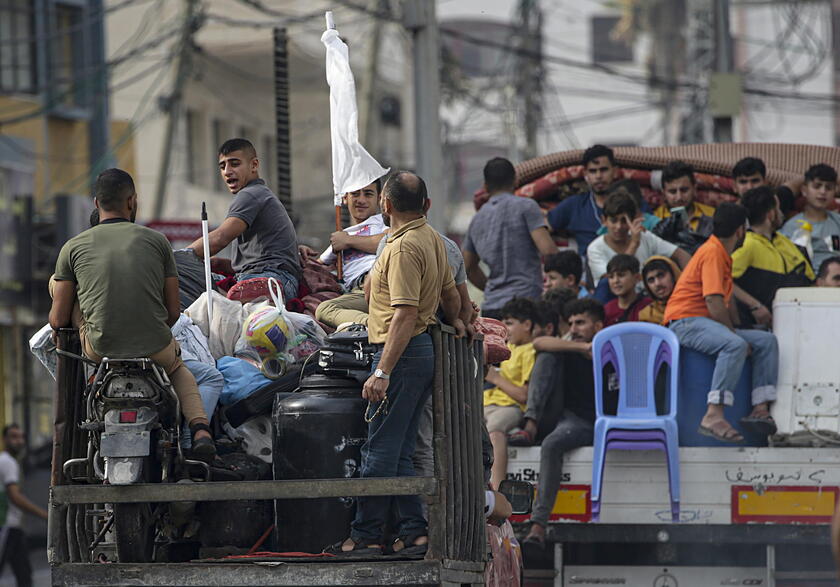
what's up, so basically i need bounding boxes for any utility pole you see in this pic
[87,0,114,182]
[712,0,734,143]
[359,0,388,150]
[404,0,446,232]
[152,0,201,221]
[516,0,543,160]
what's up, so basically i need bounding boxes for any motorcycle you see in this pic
[62,354,209,562]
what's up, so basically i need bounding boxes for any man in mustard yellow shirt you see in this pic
[484,298,539,489]
[327,172,464,558]
[654,160,715,235]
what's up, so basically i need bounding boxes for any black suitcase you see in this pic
[223,360,317,428]
[316,325,375,383]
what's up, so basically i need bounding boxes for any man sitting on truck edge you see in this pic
[664,202,779,443]
[523,298,605,549]
[326,172,464,557]
[49,169,215,460]
[188,138,301,302]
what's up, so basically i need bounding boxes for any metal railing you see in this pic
[48,325,486,574]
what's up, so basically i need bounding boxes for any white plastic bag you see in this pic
[242,279,325,366]
[29,324,57,380]
[185,291,269,360]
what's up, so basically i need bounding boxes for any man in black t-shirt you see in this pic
[523,299,605,548]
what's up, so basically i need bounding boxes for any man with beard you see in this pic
[548,145,623,256]
[50,169,214,460]
[522,298,606,549]
[0,424,47,587]
[664,203,780,444]
[731,186,814,327]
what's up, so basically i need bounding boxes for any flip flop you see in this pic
[740,414,777,436]
[698,421,743,444]
[323,538,384,557]
[189,436,217,463]
[508,429,535,447]
[391,533,428,557]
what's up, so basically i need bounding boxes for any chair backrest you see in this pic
[591,322,680,419]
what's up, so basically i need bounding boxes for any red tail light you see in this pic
[119,410,137,423]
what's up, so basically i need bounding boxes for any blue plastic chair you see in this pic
[590,322,680,522]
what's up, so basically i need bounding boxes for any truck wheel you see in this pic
[114,503,155,562]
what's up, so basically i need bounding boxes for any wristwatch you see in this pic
[374,368,390,380]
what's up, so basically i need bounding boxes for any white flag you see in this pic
[322,23,389,206]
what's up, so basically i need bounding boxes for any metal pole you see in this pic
[152,0,201,220]
[273,27,293,213]
[404,0,446,233]
[712,0,733,143]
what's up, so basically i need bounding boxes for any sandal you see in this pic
[323,538,383,557]
[698,419,743,444]
[508,429,535,447]
[189,436,217,463]
[391,531,428,557]
[740,412,777,436]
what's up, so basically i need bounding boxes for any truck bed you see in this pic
[507,446,838,525]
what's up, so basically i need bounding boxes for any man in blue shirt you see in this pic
[547,144,617,256]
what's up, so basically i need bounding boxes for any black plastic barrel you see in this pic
[272,374,367,553]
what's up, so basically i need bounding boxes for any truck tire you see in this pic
[114,502,155,562]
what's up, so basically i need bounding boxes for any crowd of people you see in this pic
[42,136,840,560]
[463,145,840,550]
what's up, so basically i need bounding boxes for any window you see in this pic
[49,2,87,110]
[591,16,634,64]
[0,0,36,93]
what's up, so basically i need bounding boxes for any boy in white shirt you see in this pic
[316,179,388,326]
[587,191,690,288]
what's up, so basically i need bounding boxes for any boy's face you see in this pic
[734,173,765,196]
[503,317,533,346]
[608,269,638,297]
[343,182,380,222]
[802,178,836,212]
[662,175,695,210]
[543,270,575,292]
[568,313,602,343]
[604,214,632,242]
[219,150,259,194]
[817,262,840,287]
[644,268,675,301]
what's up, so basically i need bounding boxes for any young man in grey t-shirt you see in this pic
[188,138,301,302]
[463,158,559,319]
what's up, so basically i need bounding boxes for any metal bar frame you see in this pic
[50,326,488,583]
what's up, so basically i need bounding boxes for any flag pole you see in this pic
[326,11,343,281]
[335,202,343,280]
[201,202,214,326]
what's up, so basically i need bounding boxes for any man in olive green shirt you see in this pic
[49,169,213,459]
